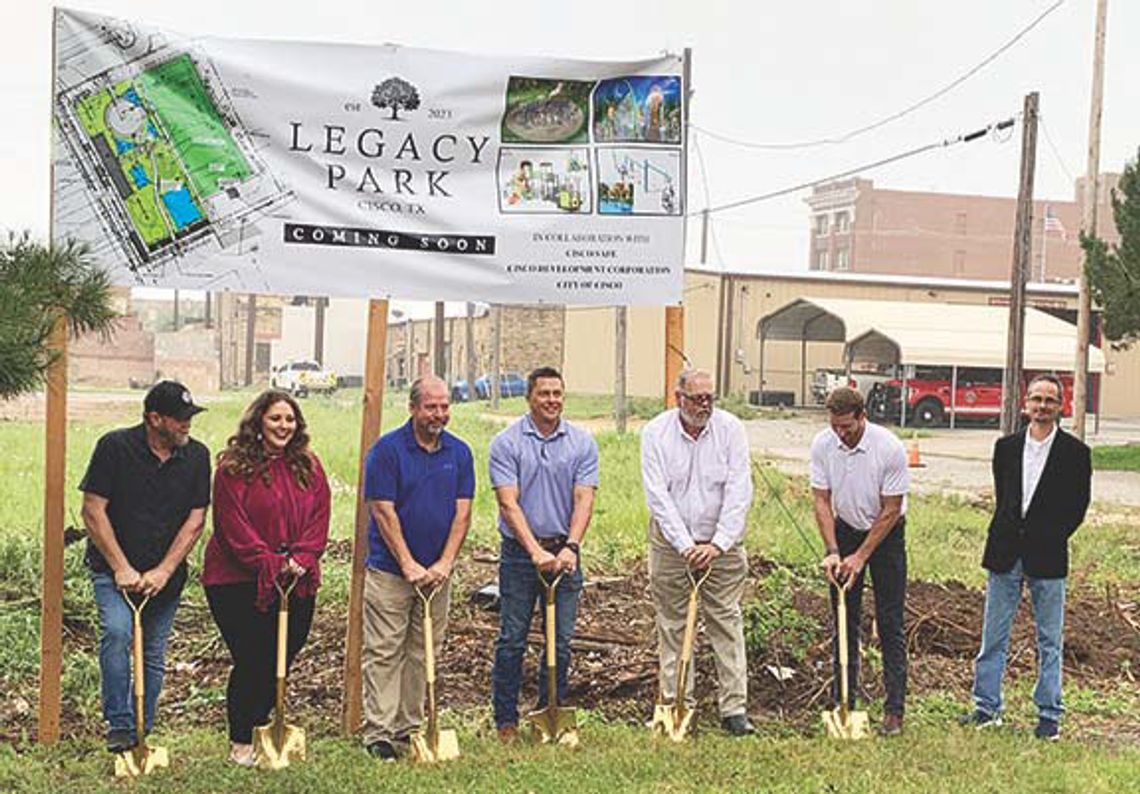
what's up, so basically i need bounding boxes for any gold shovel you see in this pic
[526,570,579,747]
[410,583,460,764]
[253,577,306,769]
[652,564,713,741]
[822,581,870,740]
[114,591,170,778]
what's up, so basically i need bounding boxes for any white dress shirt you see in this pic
[810,421,908,531]
[640,407,754,553]
[1021,424,1058,517]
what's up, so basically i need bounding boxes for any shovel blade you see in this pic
[821,708,870,740]
[114,744,169,778]
[253,723,306,770]
[410,729,460,764]
[650,702,694,742]
[525,706,579,747]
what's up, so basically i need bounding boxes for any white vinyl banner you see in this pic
[52,9,686,304]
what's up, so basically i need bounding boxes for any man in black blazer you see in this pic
[960,374,1091,740]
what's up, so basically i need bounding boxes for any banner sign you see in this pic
[52,9,686,304]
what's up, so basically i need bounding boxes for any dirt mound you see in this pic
[6,560,1139,743]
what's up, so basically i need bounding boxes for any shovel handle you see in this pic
[835,584,850,717]
[415,583,443,686]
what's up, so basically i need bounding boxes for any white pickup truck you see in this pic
[271,360,337,397]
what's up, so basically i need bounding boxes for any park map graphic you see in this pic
[54,13,292,287]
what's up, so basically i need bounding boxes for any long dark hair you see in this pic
[218,390,315,488]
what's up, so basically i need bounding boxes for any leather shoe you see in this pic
[497,724,519,744]
[880,713,904,737]
[721,714,756,737]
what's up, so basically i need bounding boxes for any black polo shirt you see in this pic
[80,424,211,592]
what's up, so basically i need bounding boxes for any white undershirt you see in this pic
[1021,424,1058,517]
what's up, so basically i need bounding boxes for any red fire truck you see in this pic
[866,367,1076,427]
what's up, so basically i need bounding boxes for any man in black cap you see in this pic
[80,380,212,752]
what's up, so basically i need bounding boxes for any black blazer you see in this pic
[982,427,1091,579]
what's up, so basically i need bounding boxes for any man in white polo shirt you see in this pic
[810,386,909,736]
[641,368,755,736]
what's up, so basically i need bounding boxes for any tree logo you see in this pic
[371,77,421,121]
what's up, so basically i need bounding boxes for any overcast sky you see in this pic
[3,0,1136,276]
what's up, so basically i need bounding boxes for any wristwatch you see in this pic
[564,540,581,557]
[825,546,839,557]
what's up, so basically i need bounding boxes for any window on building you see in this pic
[814,215,829,236]
[955,212,967,235]
[835,211,850,233]
[836,248,850,271]
[953,249,966,276]
[815,250,829,270]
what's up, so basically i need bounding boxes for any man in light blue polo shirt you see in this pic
[488,366,599,741]
[361,375,475,760]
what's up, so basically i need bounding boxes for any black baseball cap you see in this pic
[144,380,206,421]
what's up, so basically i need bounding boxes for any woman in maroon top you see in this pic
[202,390,330,766]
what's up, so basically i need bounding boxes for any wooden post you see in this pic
[665,306,684,408]
[664,46,691,409]
[1073,0,1108,440]
[1000,92,1039,436]
[244,293,257,387]
[341,298,389,736]
[464,302,477,398]
[433,301,445,376]
[490,305,502,408]
[38,317,67,745]
[614,306,628,433]
[314,296,327,366]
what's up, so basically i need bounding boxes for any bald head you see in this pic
[409,375,448,407]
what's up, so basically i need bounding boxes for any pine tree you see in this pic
[0,233,118,397]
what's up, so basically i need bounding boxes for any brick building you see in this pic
[805,175,1121,282]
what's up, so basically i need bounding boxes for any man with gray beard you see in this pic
[640,369,755,736]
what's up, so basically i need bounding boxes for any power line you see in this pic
[1039,115,1076,183]
[695,116,1016,216]
[690,0,1064,152]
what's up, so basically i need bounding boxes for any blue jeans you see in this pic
[491,536,582,729]
[91,571,181,739]
[972,559,1066,722]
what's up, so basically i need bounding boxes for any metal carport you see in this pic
[756,297,1105,426]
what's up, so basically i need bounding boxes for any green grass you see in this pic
[3,391,1139,790]
[1092,443,1140,472]
[1,710,1138,794]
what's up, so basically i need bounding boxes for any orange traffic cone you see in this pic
[907,439,925,468]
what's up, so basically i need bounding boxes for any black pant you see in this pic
[205,582,315,743]
[830,518,908,716]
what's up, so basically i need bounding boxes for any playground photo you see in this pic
[597,147,681,216]
[592,76,682,144]
[501,76,594,145]
[498,147,592,214]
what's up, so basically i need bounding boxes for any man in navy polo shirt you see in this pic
[361,375,475,760]
[80,380,211,753]
[489,366,599,741]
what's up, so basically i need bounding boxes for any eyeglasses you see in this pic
[679,392,716,407]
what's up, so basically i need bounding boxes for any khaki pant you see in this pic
[362,568,450,745]
[648,522,749,718]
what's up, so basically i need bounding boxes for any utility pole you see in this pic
[172,289,180,331]
[244,293,257,387]
[433,301,445,377]
[1000,92,1039,436]
[490,304,502,409]
[1073,0,1108,441]
[614,306,628,433]
[465,302,477,398]
[314,296,327,365]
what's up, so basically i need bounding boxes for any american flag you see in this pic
[1043,205,1066,238]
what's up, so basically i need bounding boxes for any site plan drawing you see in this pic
[54,12,292,287]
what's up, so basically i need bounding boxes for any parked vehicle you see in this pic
[812,368,892,404]
[866,367,1075,427]
[270,360,337,397]
[451,371,527,402]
